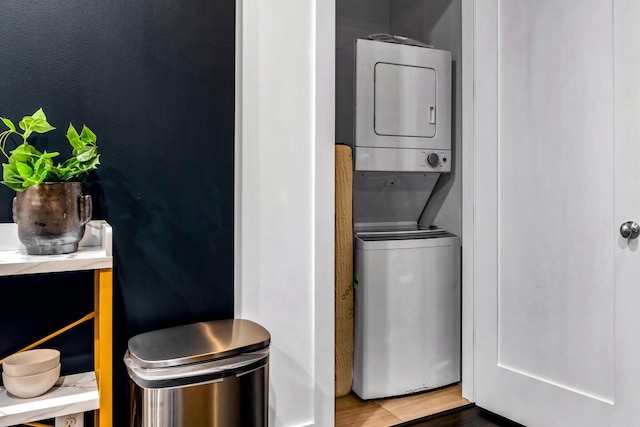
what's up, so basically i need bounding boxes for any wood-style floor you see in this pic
[335,384,470,427]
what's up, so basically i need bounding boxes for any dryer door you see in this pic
[375,63,437,138]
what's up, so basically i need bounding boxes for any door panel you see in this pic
[498,0,615,402]
[473,0,640,425]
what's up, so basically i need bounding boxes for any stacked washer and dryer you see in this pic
[336,36,461,400]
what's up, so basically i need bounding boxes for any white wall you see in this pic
[419,0,463,237]
[388,0,463,236]
[389,0,427,41]
[336,0,390,48]
[235,1,335,425]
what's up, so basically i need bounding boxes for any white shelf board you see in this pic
[0,371,99,427]
[0,220,112,276]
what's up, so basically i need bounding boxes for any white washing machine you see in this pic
[353,228,461,399]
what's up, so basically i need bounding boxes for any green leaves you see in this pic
[66,124,81,149]
[0,109,100,191]
[0,143,58,190]
[80,125,96,144]
[10,143,40,162]
[18,108,55,142]
[2,163,23,191]
[15,160,34,178]
[67,124,97,148]
[1,117,16,132]
[60,123,100,181]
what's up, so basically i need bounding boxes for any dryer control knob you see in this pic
[427,153,440,167]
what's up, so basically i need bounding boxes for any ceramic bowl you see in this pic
[2,363,61,398]
[2,349,60,377]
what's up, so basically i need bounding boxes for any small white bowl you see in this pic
[2,363,61,398]
[2,349,60,377]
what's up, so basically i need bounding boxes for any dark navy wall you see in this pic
[0,1,235,423]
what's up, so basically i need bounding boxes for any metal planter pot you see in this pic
[12,182,92,255]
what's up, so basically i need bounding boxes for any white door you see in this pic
[472,0,640,425]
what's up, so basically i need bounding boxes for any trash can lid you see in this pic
[127,319,271,369]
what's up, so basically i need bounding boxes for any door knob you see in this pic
[620,221,640,239]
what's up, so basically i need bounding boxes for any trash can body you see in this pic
[125,319,270,427]
[130,362,268,427]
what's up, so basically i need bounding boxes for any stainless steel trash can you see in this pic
[124,319,270,427]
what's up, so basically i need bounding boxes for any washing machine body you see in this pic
[352,230,461,400]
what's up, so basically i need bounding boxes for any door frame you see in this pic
[234,0,335,425]
[235,0,479,423]
[460,0,476,402]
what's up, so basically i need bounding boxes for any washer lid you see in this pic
[127,319,271,369]
[356,227,448,240]
[355,232,460,250]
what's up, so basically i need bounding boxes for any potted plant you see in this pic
[0,108,100,255]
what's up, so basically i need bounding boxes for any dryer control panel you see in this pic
[420,150,450,171]
[355,147,451,172]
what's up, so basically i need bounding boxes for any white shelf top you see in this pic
[0,371,99,427]
[0,220,112,276]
